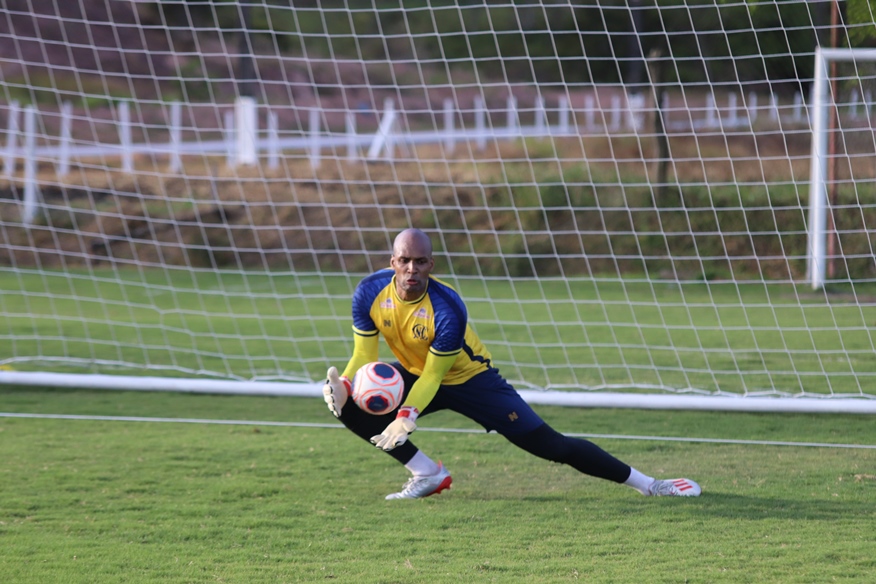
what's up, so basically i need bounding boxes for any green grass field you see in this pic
[2,269,876,581]
[4,269,876,395]
[1,388,875,583]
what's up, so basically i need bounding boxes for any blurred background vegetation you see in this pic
[137,0,876,94]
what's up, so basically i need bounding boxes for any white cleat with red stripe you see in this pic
[649,478,701,497]
[385,463,452,500]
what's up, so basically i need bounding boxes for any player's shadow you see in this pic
[468,491,870,523]
[682,491,871,522]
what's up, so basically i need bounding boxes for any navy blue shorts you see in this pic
[395,364,545,436]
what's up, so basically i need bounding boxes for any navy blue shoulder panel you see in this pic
[351,269,393,332]
[427,278,468,353]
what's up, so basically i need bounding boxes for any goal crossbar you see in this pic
[3,371,876,415]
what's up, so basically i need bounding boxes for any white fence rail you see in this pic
[3,87,872,227]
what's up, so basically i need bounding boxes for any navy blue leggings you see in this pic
[338,365,632,484]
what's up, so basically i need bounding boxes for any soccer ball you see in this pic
[352,362,405,415]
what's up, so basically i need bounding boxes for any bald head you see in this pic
[392,228,432,258]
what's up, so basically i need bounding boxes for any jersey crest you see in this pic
[411,323,429,341]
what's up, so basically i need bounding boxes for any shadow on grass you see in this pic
[684,491,873,521]
[446,487,872,524]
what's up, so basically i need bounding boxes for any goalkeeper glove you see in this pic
[370,406,418,451]
[322,366,351,418]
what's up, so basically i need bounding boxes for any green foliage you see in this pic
[847,0,876,46]
[170,57,221,103]
[136,0,835,88]
[141,0,241,31]
[1,389,875,583]
[1,72,129,108]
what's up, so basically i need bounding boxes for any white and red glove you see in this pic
[322,367,351,418]
[370,406,419,451]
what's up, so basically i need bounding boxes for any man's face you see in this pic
[390,238,434,301]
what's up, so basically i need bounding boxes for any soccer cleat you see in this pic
[649,478,702,497]
[385,463,452,500]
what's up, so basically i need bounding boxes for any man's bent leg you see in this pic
[339,402,451,499]
[338,404,418,464]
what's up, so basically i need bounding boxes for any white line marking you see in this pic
[1,412,874,449]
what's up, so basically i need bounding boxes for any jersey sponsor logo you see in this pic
[413,308,429,319]
[383,319,392,328]
[380,298,395,309]
[411,323,429,341]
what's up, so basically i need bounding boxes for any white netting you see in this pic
[1,1,875,408]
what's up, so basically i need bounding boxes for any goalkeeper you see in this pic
[323,228,701,500]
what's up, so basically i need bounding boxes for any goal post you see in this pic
[808,47,876,291]
[2,1,876,414]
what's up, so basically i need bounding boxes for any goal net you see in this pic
[2,1,876,413]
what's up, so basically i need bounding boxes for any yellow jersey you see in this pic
[347,269,492,386]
